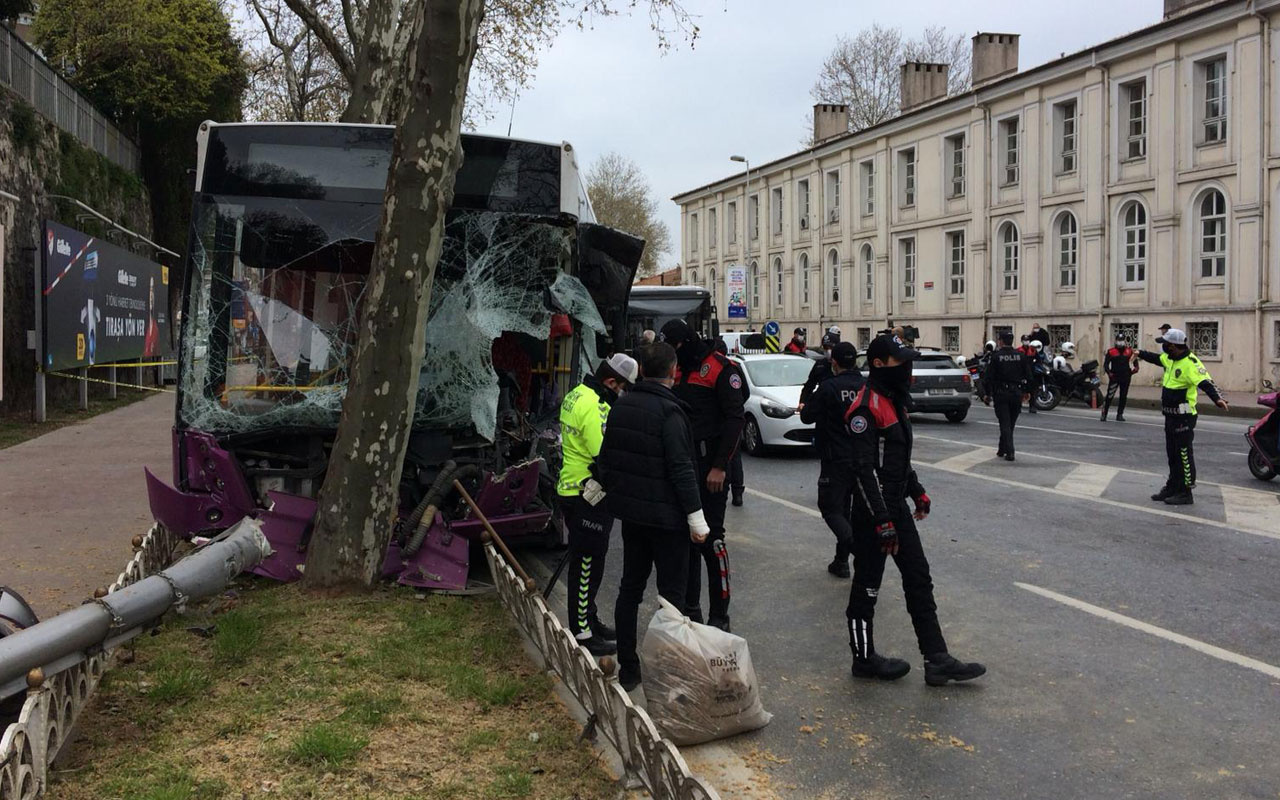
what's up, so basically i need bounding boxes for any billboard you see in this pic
[40,220,171,370]
[726,264,747,319]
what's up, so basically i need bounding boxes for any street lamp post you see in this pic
[730,155,750,321]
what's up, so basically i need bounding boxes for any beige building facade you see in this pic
[673,0,1280,391]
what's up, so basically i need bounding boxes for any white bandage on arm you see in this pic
[687,509,710,536]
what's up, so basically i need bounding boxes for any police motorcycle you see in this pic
[1041,343,1102,409]
[964,343,995,399]
[1245,378,1278,481]
[1028,343,1061,411]
[0,586,39,723]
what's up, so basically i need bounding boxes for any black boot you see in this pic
[576,634,617,657]
[1151,485,1173,502]
[827,558,850,579]
[731,488,744,507]
[590,617,616,641]
[848,618,910,681]
[618,664,641,691]
[1164,491,1194,506]
[924,653,986,686]
[707,615,731,633]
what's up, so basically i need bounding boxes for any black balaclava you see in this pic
[870,359,913,404]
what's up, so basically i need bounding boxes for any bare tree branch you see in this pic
[282,0,356,82]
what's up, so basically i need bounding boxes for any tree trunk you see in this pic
[303,0,486,587]
[340,0,400,123]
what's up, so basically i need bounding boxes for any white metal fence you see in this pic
[0,25,140,173]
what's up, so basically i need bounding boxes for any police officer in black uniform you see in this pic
[799,330,841,409]
[800,341,864,578]
[660,319,746,632]
[844,334,986,685]
[983,331,1031,462]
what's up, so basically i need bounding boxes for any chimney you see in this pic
[900,62,950,112]
[1163,0,1216,18]
[971,32,1020,87]
[812,104,850,145]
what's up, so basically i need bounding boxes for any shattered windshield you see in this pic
[180,195,605,440]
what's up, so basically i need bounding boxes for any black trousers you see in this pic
[993,391,1021,456]
[817,460,853,562]
[685,445,730,623]
[1103,378,1131,417]
[563,495,614,638]
[615,521,690,671]
[1165,414,1197,491]
[846,501,947,657]
[729,448,745,494]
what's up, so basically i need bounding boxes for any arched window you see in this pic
[750,260,760,310]
[1000,223,1019,292]
[828,248,840,304]
[799,252,810,305]
[1198,190,1226,279]
[773,256,784,308]
[709,267,717,308]
[861,244,874,302]
[1121,201,1147,286]
[689,268,698,286]
[1057,212,1078,289]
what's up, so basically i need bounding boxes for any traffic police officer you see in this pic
[660,319,747,631]
[556,353,637,655]
[843,334,986,685]
[983,331,1031,461]
[1137,328,1228,505]
[799,341,864,578]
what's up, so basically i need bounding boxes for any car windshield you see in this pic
[744,357,814,387]
[916,354,960,369]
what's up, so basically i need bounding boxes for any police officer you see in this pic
[1137,328,1228,505]
[983,332,1031,462]
[843,334,986,685]
[556,353,638,655]
[660,319,747,631]
[799,330,841,409]
[715,338,749,507]
[784,327,808,354]
[799,341,864,578]
[1101,333,1138,422]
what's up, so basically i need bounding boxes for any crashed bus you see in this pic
[624,284,718,349]
[146,122,643,590]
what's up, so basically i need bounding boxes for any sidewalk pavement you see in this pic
[0,393,172,617]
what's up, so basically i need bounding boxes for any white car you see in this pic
[731,353,816,455]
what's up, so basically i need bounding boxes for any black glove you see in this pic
[874,520,897,555]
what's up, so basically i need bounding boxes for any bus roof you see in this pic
[629,284,708,297]
[199,120,571,156]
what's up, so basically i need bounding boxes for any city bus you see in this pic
[625,284,718,349]
[146,122,644,589]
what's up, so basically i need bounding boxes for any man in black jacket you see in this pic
[660,319,746,632]
[843,334,986,686]
[983,332,1032,461]
[1101,333,1137,422]
[799,342,865,578]
[799,330,842,409]
[601,343,710,691]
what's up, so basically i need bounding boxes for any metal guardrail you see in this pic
[0,520,269,799]
[0,25,140,173]
[482,540,721,799]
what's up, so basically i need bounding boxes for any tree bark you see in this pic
[340,0,401,122]
[303,0,486,587]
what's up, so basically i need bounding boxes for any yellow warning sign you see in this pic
[76,333,85,361]
[764,335,780,353]
[161,265,169,285]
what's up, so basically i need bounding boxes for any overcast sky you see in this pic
[472,0,1165,271]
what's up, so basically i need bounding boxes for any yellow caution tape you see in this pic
[44,370,174,393]
[82,360,179,369]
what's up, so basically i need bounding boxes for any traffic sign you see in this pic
[764,320,780,353]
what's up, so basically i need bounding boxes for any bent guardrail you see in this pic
[0,519,269,799]
[481,537,721,799]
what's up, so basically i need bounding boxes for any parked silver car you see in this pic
[857,347,972,422]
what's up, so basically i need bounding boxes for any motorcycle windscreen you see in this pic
[576,223,644,346]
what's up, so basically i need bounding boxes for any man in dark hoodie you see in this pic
[660,319,746,632]
[600,343,709,691]
[799,341,864,578]
[843,334,986,687]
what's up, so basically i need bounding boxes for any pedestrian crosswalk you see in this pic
[913,435,1280,540]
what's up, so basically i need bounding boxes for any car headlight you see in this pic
[760,398,794,419]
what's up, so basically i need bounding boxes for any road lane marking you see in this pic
[1015,582,1280,681]
[932,447,997,472]
[744,487,821,518]
[970,420,1124,440]
[916,433,1279,497]
[970,405,1248,437]
[1055,464,1120,497]
[918,454,1280,541]
[1219,484,1280,533]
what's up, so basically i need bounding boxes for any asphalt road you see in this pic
[533,398,1280,799]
